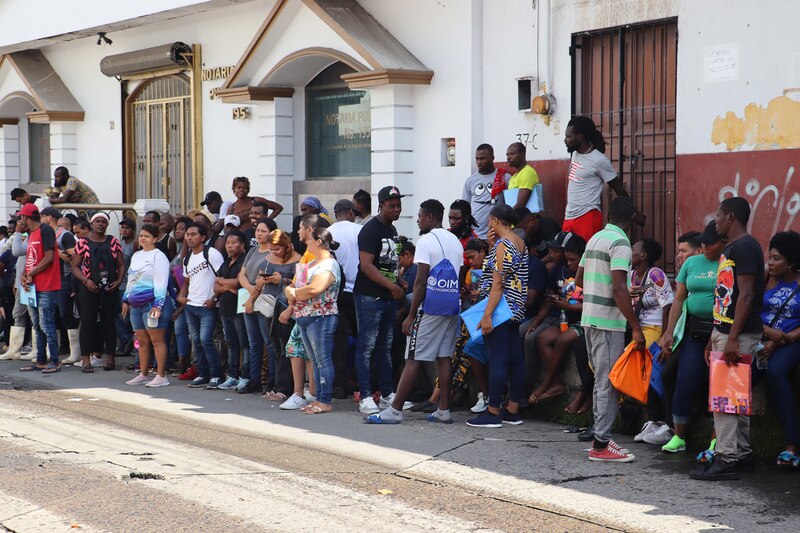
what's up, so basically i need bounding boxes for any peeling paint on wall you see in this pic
[711,95,800,151]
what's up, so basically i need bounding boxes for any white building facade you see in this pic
[0,0,798,261]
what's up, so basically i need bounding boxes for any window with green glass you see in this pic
[305,63,371,179]
[29,123,51,183]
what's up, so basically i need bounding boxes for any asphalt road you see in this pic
[0,360,797,532]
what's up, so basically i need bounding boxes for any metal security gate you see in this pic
[126,75,193,213]
[572,19,678,271]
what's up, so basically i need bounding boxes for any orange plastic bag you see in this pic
[708,351,753,415]
[609,342,652,403]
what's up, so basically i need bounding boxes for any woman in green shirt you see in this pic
[658,221,724,454]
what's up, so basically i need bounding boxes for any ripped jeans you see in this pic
[295,314,338,405]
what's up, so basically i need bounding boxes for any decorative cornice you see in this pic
[26,110,85,123]
[214,86,294,103]
[341,69,434,89]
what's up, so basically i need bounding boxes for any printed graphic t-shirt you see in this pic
[631,266,674,327]
[713,235,764,335]
[463,169,510,238]
[564,149,618,220]
[184,247,225,306]
[353,217,399,299]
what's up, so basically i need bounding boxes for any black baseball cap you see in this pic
[697,220,722,245]
[378,186,405,204]
[546,231,575,249]
[200,191,222,206]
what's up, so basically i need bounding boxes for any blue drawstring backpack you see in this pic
[421,232,460,316]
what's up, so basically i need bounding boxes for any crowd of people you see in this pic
[0,116,798,482]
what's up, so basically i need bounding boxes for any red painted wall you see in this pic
[676,149,800,250]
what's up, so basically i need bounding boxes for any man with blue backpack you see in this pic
[364,199,464,424]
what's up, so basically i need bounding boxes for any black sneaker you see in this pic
[501,408,523,425]
[205,378,221,390]
[466,411,503,428]
[411,401,435,413]
[689,459,740,481]
[237,381,263,394]
[187,377,210,388]
[578,425,595,442]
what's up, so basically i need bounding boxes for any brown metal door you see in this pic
[572,19,678,271]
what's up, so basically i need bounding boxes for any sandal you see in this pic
[271,392,287,402]
[529,386,566,405]
[104,357,116,371]
[304,404,332,415]
[776,450,800,469]
[20,363,47,372]
[42,364,61,374]
[82,365,94,373]
[696,437,717,465]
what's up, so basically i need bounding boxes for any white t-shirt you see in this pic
[414,228,464,281]
[183,247,225,306]
[329,220,362,293]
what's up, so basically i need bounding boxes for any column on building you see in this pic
[369,85,413,201]
[49,122,77,180]
[256,96,293,228]
[0,124,21,217]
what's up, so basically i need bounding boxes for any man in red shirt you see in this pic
[18,203,62,373]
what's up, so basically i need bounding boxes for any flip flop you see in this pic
[530,387,566,404]
[20,364,47,372]
[304,405,332,415]
[776,450,800,469]
[363,414,399,424]
[42,364,61,374]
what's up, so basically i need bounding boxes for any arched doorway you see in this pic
[125,75,193,212]
[305,62,371,179]
[0,92,49,185]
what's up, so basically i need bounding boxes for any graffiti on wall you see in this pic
[716,166,799,235]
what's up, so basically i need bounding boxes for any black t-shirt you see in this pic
[216,254,244,317]
[243,228,256,252]
[353,217,399,299]
[713,235,764,335]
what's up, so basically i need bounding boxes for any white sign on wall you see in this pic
[704,43,739,83]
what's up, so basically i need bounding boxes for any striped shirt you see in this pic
[579,223,631,331]
[479,238,528,322]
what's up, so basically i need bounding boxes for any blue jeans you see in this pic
[184,305,221,379]
[29,290,59,365]
[173,309,191,358]
[354,295,396,398]
[243,311,272,386]
[672,336,709,425]
[485,320,525,409]
[759,343,800,444]
[115,290,133,350]
[296,314,338,405]
[221,314,249,380]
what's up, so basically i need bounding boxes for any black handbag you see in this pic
[270,297,294,339]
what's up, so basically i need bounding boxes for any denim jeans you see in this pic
[243,311,272,386]
[174,309,191,358]
[184,305,221,379]
[56,275,77,330]
[296,314,338,404]
[672,336,709,425]
[354,295,396,398]
[114,290,133,350]
[221,313,249,380]
[485,320,525,409]
[760,343,800,444]
[29,290,59,365]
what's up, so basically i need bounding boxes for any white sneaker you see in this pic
[280,393,308,410]
[643,422,674,445]
[234,378,249,391]
[470,392,489,413]
[126,373,152,386]
[90,355,104,368]
[634,420,659,442]
[304,388,317,402]
[217,376,239,390]
[379,393,413,411]
[145,375,170,388]
[360,397,380,414]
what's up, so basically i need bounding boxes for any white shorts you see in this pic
[406,311,459,362]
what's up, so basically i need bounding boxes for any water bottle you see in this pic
[559,310,568,333]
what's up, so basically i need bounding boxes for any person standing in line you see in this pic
[71,212,125,372]
[675,231,702,273]
[213,230,250,391]
[353,186,406,415]
[328,199,362,398]
[462,144,511,239]
[576,196,644,461]
[39,207,81,366]
[365,199,464,425]
[158,213,178,261]
[17,204,62,373]
[114,218,137,358]
[353,189,373,226]
[283,226,342,414]
[505,142,539,211]
[691,197,764,481]
[122,224,174,387]
[562,116,643,242]
[178,223,225,390]
[0,217,30,361]
[465,204,529,428]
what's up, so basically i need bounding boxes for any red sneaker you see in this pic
[589,443,636,462]
[607,439,631,455]
[179,365,198,381]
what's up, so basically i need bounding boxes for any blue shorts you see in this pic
[129,298,174,331]
[463,337,488,365]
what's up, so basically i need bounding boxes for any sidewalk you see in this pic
[1,359,796,533]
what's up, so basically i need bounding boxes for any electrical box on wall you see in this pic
[441,138,456,166]
[516,77,537,112]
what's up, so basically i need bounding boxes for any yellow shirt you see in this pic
[508,165,539,190]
